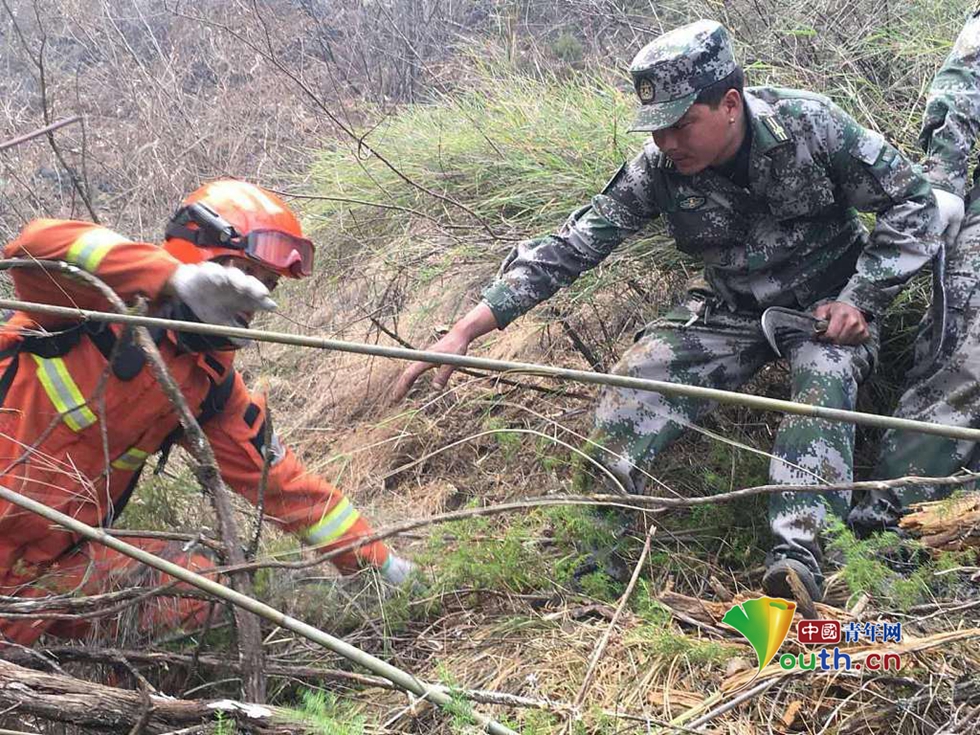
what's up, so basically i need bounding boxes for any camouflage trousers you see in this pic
[586,296,877,582]
[850,194,980,532]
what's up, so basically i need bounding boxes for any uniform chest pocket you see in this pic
[947,273,980,313]
[766,165,836,220]
[664,193,745,254]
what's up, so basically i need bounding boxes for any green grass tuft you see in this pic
[283,689,366,735]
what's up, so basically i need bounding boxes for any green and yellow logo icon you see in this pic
[722,597,797,676]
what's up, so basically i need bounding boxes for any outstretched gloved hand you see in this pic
[934,188,965,249]
[169,262,277,335]
[380,554,417,587]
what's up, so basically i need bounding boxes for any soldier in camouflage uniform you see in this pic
[850,8,980,534]
[394,20,940,600]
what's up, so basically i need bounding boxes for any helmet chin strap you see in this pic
[162,300,244,353]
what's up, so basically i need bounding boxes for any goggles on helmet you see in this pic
[165,202,315,277]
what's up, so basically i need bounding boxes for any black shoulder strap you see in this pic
[0,311,23,406]
[155,368,237,474]
[0,346,21,407]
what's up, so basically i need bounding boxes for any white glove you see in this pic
[169,262,277,333]
[934,188,965,249]
[380,554,417,587]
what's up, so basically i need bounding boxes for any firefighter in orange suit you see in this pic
[0,180,414,646]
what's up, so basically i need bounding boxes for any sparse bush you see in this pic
[825,519,972,611]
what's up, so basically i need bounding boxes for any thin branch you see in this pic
[264,187,483,231]
[570,525,655,720]
[220,470,980,575]
[368,315,591,399]
[685,678,779,730]
[0,115,81,152]
[246,406,274,560]
[27,0,99,222]
[171,2,500,239]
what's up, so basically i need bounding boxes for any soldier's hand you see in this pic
[813,301,870,346]
[934,188,965,248]
[390,303,499,403]
[391,329,472,402]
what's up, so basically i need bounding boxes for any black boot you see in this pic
[762,557,823,603]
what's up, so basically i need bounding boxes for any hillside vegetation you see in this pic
[2,1,979,733]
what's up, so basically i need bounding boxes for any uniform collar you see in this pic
[744,91,793,156]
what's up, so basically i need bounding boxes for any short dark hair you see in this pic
[694,67,744,108]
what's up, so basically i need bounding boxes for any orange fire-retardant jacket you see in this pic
[0,219,388,586]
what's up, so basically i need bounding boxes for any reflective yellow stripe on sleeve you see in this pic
[304,497,360,546]
[30,354,97,431]
[111,446,149,471]
[65,228,128,272]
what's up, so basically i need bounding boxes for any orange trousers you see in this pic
[0,538,219,647]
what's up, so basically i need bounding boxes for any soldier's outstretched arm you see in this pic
[919,10,980,247]
[391,144,662,401]
[823,103,941,320]
[920,10,980,199]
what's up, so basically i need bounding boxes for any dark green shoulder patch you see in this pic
[762,115,789,142]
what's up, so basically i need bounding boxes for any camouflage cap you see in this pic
[629,20,737,132]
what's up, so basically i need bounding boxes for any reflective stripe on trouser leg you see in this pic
[30,354,97,431]
[304,497,360,546]
[111,447,149,471]
[327,515,388,574]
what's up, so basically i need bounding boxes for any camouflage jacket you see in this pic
[920,8,980,197]
[483,86,940,328]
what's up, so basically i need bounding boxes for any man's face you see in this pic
[227,257,280,292]
[651,93,742,175]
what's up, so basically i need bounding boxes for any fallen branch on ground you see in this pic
[0,481,518,735]
[2,646,568,712]
[0,659,301,734]
[218,473,980,575]
[900,492,980,552]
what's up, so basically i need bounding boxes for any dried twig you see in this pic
[570,525,655,721]
[0,658,301,734]
[559,317,606,372]
[246,406,274,560]
[215,468,980,576]
[684,678,778,730]
[7,646,570,712]
[369,315,591,399]
[128,302,266,702]
[0,115,81,152]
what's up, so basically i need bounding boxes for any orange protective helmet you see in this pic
[163,180,314,278]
